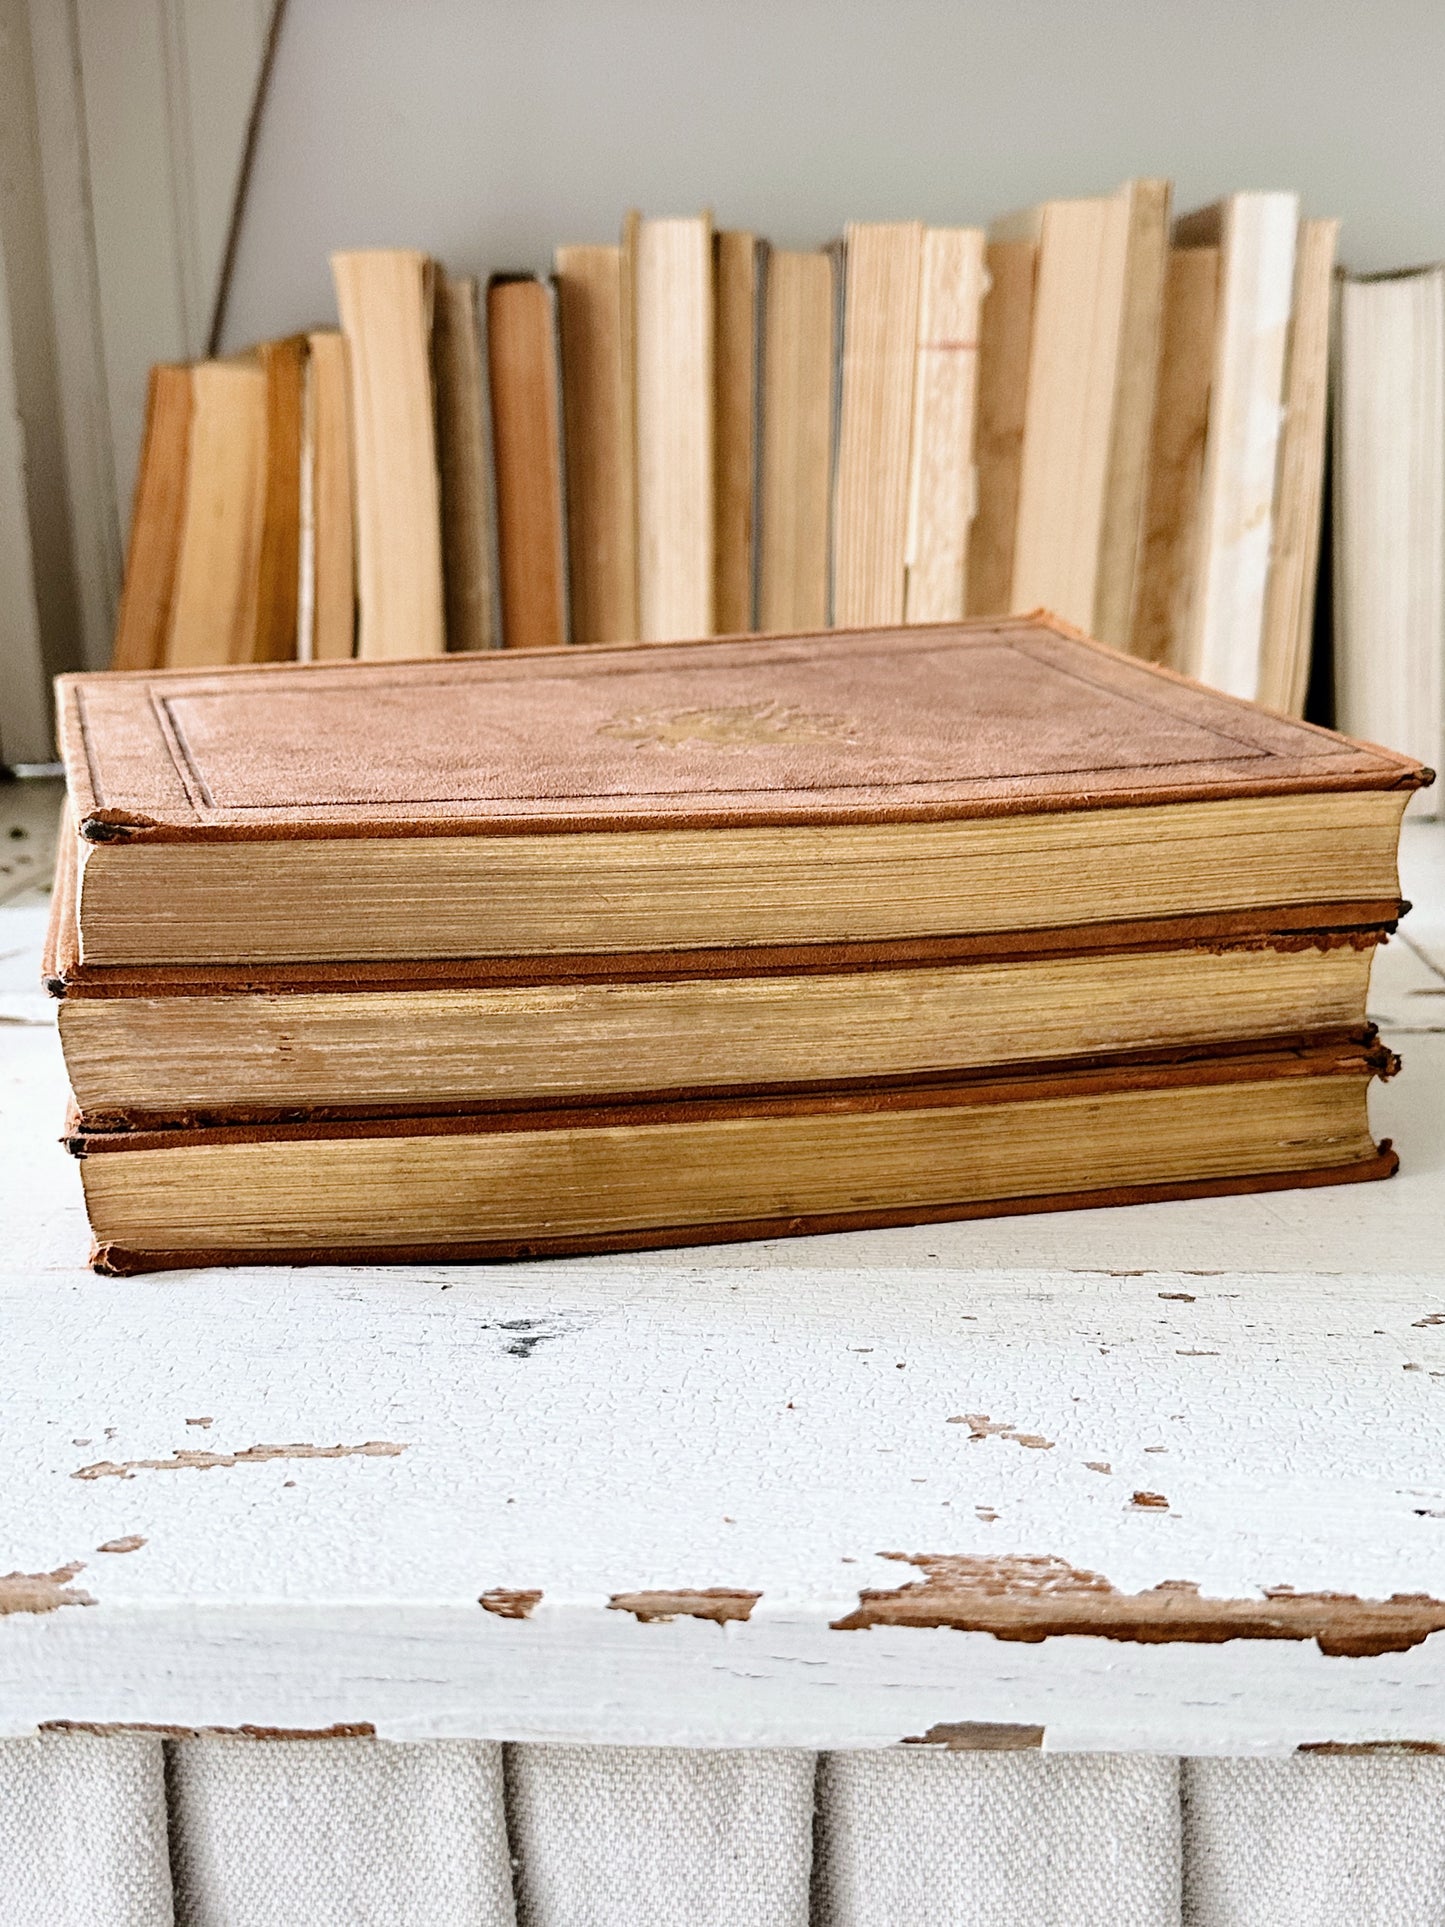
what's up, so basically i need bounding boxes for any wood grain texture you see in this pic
[3,830,1445,1745]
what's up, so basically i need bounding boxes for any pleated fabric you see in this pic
[165,1737,515,1927]
[5,1735,1445,1925]
[505,1744,816,1927]
[814,1750,1181,1927]
[0,1730,172,1927]
[1182,1754,1445,1927]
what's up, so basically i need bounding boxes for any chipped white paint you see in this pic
[2,825,1445,1752]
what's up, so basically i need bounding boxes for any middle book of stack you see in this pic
[48,614,1428,1273]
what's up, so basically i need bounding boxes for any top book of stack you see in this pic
[57,615,1426,974]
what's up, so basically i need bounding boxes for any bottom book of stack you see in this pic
[65,1033,1395,1273]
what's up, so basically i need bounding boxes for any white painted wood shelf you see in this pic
[3,818,1445,1755]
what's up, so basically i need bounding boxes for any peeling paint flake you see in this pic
[480,1588,542,1619]
[72,1441,406,1480]
[903,1720,1045,1750]
[831,1553,1445,1656]
[609,1588,760,1625]
[42,1719,375,1741]
[1131,1491,1170,1509]
[96,1536,145,1554]
[0,1563,94,1615]
[948,1414,1054,1450]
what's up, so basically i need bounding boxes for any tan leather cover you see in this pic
[56,614,1430,843]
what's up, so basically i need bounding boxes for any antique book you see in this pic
[832,222,923,626]
[904,227,986,624]
[965,238,1036,616]
[302,332,356,662]
[330,249,446,659]
[1003,181,1169,640]
[1333,263,1445,814]
[487,275,569,651]
[632,211,715,640]
[1093,178,1172,652]
[756,248,837,633]
[1170,195,1299,698]
[554,243,638,645]
[713,229,760,633]
[53,616,1428,970]
[68,1034,1400,1274]
[433,274,497,652]
[111,364,192,672]
[1256,220,1338,716]
[1132,246,1220,665]
[47,787,1399,1121]
[165,356,270,668]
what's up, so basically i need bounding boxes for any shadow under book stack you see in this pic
[50,613,1427,1274]
[109,182,1342,727]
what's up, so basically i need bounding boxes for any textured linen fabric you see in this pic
[814,1749,1181,1927]
[165,1736,515,1927]
[0,1731,172,1927]
[1183,1755,1445,1926]
[505,1744,816,1927]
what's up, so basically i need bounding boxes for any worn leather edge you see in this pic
[86,1148,1400,1276]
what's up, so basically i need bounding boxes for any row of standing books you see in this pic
[117,183,1377,731]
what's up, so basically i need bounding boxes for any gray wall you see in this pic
[226,0,1445,350]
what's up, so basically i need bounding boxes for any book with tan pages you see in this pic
[1132,246,1220,665]
[67,1034,1401,1274]
[302,332,357,661]
[554,243,639,645]
[904,227,986,624]
[433,275,497,652]
[54,615,1428,974]
[330,249,446,659]
[1002,181,1169,640]
[757,248,838,633]
[713,229,760,633]
[632,211,715,640]
[111,365,192,671]
[965,239,1037,616]
[832,222,923,626]
[165,356,268,669]
[1256,218,1339,716]
[1170,194,1299,698]
[486,275,569,651]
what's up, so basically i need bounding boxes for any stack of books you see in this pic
[111,182,1336,716]
[49,615,1425,1274]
